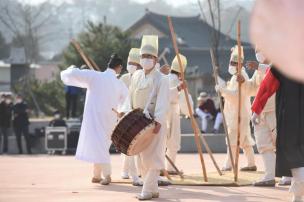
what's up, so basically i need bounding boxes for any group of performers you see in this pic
[60,33,304,201]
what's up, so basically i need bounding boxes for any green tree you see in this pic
[13,75,66,117]
[13,21,134,117]
[61,21,134,71]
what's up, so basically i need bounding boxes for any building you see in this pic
[0,60,11,92]
[128,10,255,104]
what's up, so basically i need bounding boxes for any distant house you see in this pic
[0,61,11,92]
[128,10,255,104]
[6,47,30,88]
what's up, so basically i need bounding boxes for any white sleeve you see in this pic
[117,81,129,112]
[179,91,193,116]
[119,75,135,113]
[220,86,238,97]
[154,76,170,124]
[60,67,96,89]
[170,87,179,104]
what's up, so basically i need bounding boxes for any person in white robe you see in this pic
[119,48,143,186]
[123,35,170,200]
[247,50,276,186]
[165,54,192,174]
[60,54,128,185]
[215,45,258,172]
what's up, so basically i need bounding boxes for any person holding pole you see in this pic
[215,45,257,172]
[246,49,276,187]
[165,54,191,175]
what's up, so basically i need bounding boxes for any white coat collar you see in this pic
[105,68,117,77]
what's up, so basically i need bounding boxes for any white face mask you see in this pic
[256,52,265,63]
[155,63,160,71]
[54,114,61,119]
[228,65,237,75]
[127,65,137,74]
[5,99,11,104]
[140,58,154,70]
[16,99,22,103]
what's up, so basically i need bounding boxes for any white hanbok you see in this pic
[61,67,128,164]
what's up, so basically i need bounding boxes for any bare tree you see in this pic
[0,0,63,63]
[198,0,221,66]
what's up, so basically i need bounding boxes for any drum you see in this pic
[111,108,155,156]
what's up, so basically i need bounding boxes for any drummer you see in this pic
[119,48,143,186]
[61,54,128,186]
[122,35,170,200]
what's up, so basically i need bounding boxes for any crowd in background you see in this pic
[0,93,31,154]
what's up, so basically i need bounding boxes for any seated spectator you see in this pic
[195,92,223,133]
[49,111,67,127]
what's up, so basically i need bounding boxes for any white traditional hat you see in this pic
[128,48,140,64]
[197,92,208,101]
[171,54,187,73]
[230,45,244,63]
[140,35,158,57]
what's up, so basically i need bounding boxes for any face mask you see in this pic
[155,63,160,71]
[5,99,11,104]
[228,65,237,75]
[256,52,265,63]
[16,99,22,103]
[127,65,137,74]
[140,58,154,70]
[54,114,60,119]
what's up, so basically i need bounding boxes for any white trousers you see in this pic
[141,169,159,194]
[214,112,223,130]
[121,154,138,178]
[254,111,276,181]
[225,146,256,168]
[290,167,304,200]
[196,108,211,132]
[254,111,276,153]
[93,163,111,179]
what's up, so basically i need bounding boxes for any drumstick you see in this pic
[165,154,184,179]
[70,39,95,70]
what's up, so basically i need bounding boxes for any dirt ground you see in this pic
[0,153,291,202]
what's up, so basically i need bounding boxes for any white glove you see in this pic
[215,85,223,93]
[143,109,152,120]
[251,112,260,125]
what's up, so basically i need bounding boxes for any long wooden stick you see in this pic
[234,20,242,182]
[167,16,207,181]
[88,56,101,71]
[167,16,222,181]
[165,154,184,179]
[71,39,99,71]
[210,49,235,174]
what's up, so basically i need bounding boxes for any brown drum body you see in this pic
[111,108,155,156]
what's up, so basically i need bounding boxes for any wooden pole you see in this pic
[88,56,101,71]
[165,154,184,179]
[167,16,207,181]
[210,49,235,174]
[234,20,242,182]
[167,16,222,181]
[70,39,98,71]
